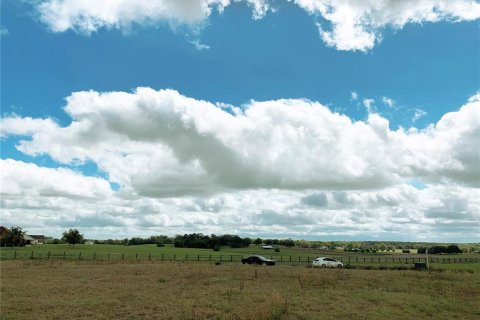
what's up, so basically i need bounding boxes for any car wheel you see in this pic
[262,262,267,266]
[337,264,343,268]
[321,264,326,268]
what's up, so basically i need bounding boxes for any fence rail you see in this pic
[0,251,479,264]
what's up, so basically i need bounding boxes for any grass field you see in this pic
[2,243,479,259]
[1,259,479,320]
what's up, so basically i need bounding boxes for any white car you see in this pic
[312,257,343,268]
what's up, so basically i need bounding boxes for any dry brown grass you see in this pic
[1,260,479,319]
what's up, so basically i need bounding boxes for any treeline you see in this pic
[94,235,172,247]
[417,245,463,254]
[174,234,251,249]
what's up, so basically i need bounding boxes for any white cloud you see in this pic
[36,0,271,34]
[1,175,478,240]
[2,88,479,196]
[294,0,480,51]
[1,89,479,240]
[350,91,358,101]
[363,98,375,113]
[412,108,427,122]
[0,159,112,199]
[382,96,395,109]
[36,0,480,51]
[189,39,210,51]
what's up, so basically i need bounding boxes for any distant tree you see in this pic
[62,229,84,248]
[446,245,462,254]
[274,247,280,253]
[282,239,295,247]
[253,238,263,245]
[1,227,25,247]
[379,243,386,251]
[417,247,427,254]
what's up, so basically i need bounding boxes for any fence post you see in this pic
[48,251,51,259]
[174,254,176,261]
[79,252,82,259]
[122,253,124,260]
[298,256,300,262]
[281,256,283,262]
[220,255,222,262]
[149,253,151,261]
[93,252,96,260]
[108,252,110,260]
[209,255,211,261]
[198,254,200,261]
[63,251,66,259]
[31,251,34,259]
[161,253,164,261]
[308,256,310,262]
[186,254,188,261]
[14,251,17,259]
[136,253,138,260]
[290,256,292,262]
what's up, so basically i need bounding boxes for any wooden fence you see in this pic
[0,251,479,264]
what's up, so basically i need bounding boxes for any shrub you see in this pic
[213,245,221,251]
[402,249,411,253]
[274,248,280,253]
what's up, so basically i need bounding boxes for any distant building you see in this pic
[23,234,36,245]
[262,245,273,249]
[0,226,11,241]
[30,235,47,244]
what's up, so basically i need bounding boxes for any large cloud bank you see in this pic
[2,88,479,196]
[37,0,480,51]
[1,89,479,240]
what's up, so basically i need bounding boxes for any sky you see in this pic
[1,0,479,242]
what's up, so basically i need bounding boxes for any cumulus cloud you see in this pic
[36,0,270,34]
[1,89,479,240]
[1,176,477,240]
[36,0,480,51]
[0,159,112,199]
[294,0,480,51]
[2,87,479,198]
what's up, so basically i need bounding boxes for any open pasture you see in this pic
[1,259,479,320]
[1,244,479,272]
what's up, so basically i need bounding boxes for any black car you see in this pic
[241,255,275,266]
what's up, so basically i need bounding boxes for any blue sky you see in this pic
[1,0,479,241]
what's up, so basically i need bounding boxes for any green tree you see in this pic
[253,238,263,245]
[62,229,84,248]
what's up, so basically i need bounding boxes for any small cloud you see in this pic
[381,96,396,109]
[0,25,9,36]
[363,98,376,113]
[189,39,210,51]
[412,108,427,122]
[350,91,358,101]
